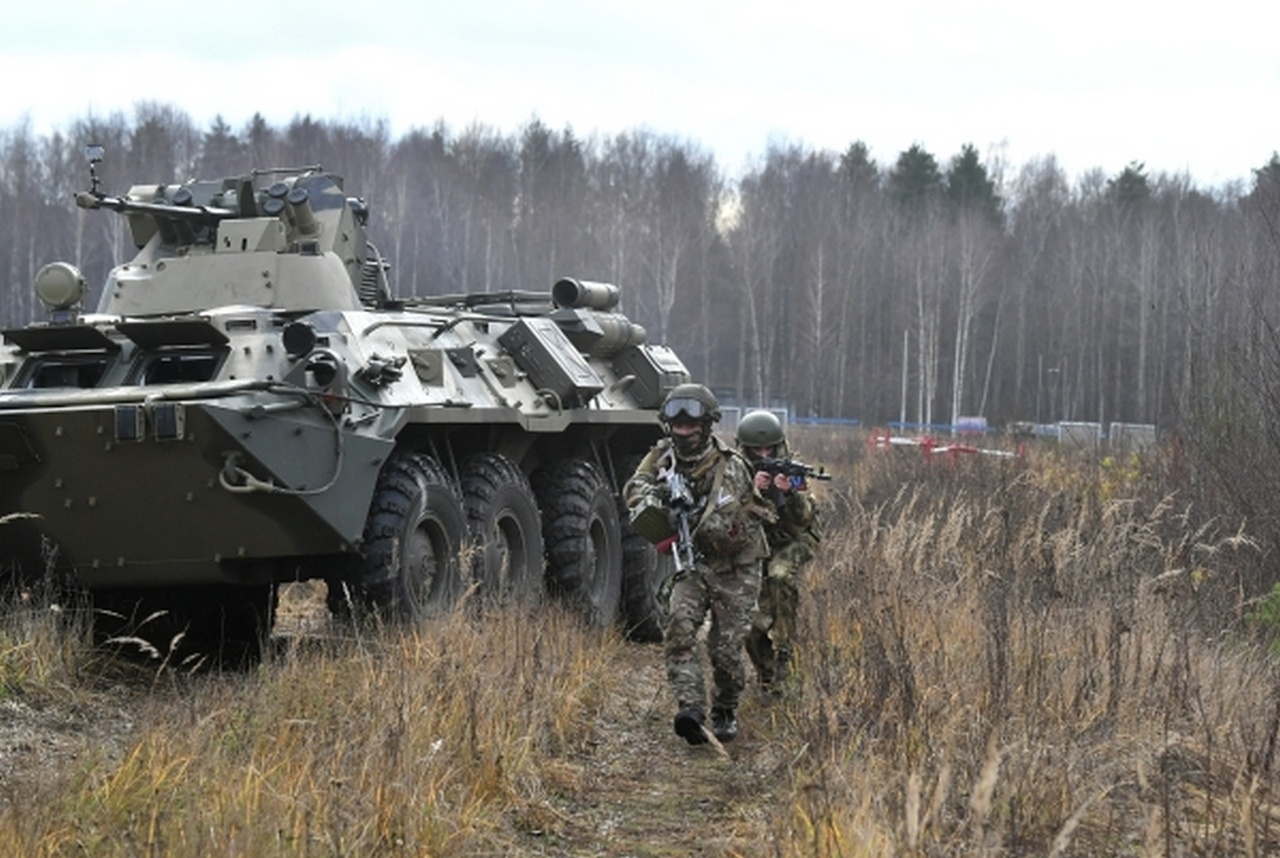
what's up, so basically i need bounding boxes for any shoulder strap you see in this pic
[690,452,728,538]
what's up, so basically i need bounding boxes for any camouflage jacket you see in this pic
[766,485,822,552]
[738,443,823,552]
[625,436,771,563]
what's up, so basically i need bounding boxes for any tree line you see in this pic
[1,102,1277,431]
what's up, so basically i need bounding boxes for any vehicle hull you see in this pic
[0,397,389,587]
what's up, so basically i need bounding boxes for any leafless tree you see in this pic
[2,105,1278,438]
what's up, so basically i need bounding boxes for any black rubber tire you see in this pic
[533,459,623,628]
[343,452,467,622]
[618,455,673,642]
[620,527,673,642]
[460,453,545,607]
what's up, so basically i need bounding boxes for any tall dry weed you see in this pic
[0,600,625,856]
[779,441,1280,854]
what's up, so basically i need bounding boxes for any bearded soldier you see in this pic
[624,384,770,744]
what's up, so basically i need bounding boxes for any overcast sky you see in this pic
[1,1,1275,189]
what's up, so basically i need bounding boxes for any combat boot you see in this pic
[756,658,776,693]
[674,706,707,745]
[774,648,793,687]
[759,648,793,699]
[747,629,776,691]
[711,707,738,742]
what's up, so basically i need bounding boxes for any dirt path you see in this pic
[524,642,791,857]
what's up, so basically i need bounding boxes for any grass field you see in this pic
[3,429,1279,856]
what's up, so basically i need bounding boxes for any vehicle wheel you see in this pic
[344,452,467,622]
[620,528,673,642]
[534,459,623,628]
[460,453,544,607]
[618,454,672,642]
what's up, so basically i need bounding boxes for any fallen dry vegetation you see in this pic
[3,431,1280,856]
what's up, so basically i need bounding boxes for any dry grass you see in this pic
[3,433,1280,855]
[782,434,1280,855]
[1,597,628,856]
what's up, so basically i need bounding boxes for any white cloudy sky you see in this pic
[1,0,1275,188]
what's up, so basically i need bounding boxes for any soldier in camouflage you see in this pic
[625,384,770,745]
[736,410,823,694]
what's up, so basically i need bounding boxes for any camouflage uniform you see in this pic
[625,434,769,728]
[738,420,822,691]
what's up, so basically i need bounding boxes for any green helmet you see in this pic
[659,383,721,425]
[736,409,785,447]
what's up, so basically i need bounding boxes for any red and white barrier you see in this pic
[866,430,1023,461]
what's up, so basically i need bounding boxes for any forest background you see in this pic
[0,104,1278,436]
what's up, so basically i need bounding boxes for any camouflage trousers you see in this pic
[664,557,762,713]
[745,543,809,682]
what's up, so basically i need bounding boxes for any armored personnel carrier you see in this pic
[0,147,681,659]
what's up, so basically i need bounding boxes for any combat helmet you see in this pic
[660,383,720,460]
[736,410,785,447]
[659,383,721,426]
[736,409,791,461]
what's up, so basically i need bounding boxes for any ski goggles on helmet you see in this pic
[660,397,709,423]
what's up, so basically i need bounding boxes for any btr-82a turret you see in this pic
[0,146,682,660]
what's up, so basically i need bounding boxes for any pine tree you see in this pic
[888,143,943,208]
[945,143,1003,224]
[1107,161,1150,205]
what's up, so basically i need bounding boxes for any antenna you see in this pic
[85,143,105,196]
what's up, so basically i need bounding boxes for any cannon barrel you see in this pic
[75,191,236,223]
[552,278,620,311]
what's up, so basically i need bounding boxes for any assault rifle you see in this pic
[661,466,699,574]
[755,457,831,507]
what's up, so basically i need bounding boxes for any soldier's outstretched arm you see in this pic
[624,444,666,509]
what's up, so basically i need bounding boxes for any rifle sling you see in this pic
[689,454,727,540]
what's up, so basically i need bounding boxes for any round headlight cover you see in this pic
[34,262,87,310]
